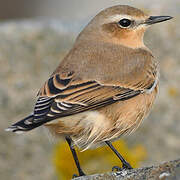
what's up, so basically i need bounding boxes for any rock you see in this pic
[74,159,180,180]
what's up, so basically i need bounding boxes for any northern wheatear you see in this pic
[6,5,172,177]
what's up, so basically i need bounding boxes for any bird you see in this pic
[6,5,172,177]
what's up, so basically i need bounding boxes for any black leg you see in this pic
[66,136,85,176]
[105,141,133,169]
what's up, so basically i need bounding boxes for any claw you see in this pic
[112,166,123,172]
[122,163,133,170]
[112,163,133,172]
[72,174,78,178]
[72,172,86,179]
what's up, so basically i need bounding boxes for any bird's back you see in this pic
[55,40,158,90]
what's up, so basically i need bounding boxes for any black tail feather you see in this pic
[5,114,45,133]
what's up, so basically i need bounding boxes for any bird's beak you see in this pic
[144,16,173,25]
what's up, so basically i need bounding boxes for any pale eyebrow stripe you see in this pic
[107,14,132,22]
[106,14,146,23]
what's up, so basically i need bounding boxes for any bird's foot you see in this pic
[122,162,133,170]
[112,163,133,172]
[72,171,86,179]
[112,166,123,172]
[72,174,78,179]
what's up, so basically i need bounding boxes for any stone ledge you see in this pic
[74,159,180,180]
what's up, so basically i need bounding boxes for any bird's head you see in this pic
[77,5,173,49]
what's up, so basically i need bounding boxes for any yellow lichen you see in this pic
[52,139,147,180]
[168,87,179,97]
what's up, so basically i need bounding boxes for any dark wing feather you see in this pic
[46,89,141,120]
[32,72,141,124]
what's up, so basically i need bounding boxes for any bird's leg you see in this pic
[65,136,86,177]
[105,141,133,170]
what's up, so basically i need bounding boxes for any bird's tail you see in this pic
[5,114,42,134]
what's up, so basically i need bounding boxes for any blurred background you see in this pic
[0,0,179,179]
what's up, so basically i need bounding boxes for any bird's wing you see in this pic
[32,71,143,124]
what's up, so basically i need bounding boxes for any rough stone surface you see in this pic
[74,159,180,180]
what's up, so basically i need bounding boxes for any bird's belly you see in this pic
[45,110,110,149]
[99,87,158,141]
[45,87,157,150]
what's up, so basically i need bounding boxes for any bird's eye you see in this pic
[118,19,132,28]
